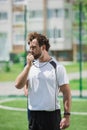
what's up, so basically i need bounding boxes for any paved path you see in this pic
[68,70,87,80]
[0,71,87,97]
[0,81,87,97]
[0,82,24,96]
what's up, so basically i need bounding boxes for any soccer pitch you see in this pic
[0,97,87,130]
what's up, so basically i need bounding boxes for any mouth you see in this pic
[28,51,34,56]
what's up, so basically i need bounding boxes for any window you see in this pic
[57,29,62,38]
[65,9,69,18]
[13,33,24,44]
[0,12,8,21]
[0,32,8,60]
[14,12,24,22]
[47,9,54,18]
[47,29,62,38]
[53,28,62,38]
[58,52,69,59]
[47,29,54,38]
[13,0,26,3]
[47,9,63,18]
[56,9,63,17]
[29,10,43,18]
[0,0,7,2]
[13,0,25,2]
[0,32,7,43]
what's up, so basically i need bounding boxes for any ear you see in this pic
[41,45,46,50]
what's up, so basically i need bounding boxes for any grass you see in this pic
[0,109,28,130]
[70,78,87,90]
[1,99,27,108]
[65,61,87,73]
[0,98,28,130]
[0,63,23,81]
[0,97,87,130]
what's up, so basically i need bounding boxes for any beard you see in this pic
[33,53,42,59]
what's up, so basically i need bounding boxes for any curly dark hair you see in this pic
[27,32,50,51]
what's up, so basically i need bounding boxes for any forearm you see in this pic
[15,64,30,89]
[24,81,28,96]
[63,88,71,114]
[60,85,71,129]
[60,84,71,114]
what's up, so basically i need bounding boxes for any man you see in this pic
[15,32,71,130]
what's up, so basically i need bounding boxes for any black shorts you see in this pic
[28,109,61,130]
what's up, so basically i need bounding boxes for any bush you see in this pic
[10,53,20,63]
[4,61,10,72]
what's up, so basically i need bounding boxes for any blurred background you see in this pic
[0,0,87,98]
[0,1,87,130]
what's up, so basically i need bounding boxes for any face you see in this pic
[29,39,42,59]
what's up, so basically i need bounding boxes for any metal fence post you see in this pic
[79,1,82,97]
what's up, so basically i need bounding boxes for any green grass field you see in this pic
[0,62,87,129]
[70,78,87,90]
[0,97,87,130]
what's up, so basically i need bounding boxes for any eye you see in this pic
[28,42,30,45]
[30,46,37,50]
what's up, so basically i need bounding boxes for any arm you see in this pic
[24,80,28,96]
[15,54,34,89]
[60,84,71,129]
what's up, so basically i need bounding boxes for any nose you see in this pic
[29,48,33,52]
[29,49,34,55]
[30,47,33,51]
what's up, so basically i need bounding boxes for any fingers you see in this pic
[27,53,34,65]
[60,121,65,129]
[24,90,28,96]
[60,118,70,129]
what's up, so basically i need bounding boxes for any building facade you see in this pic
[27,0,73,61]
[0,0,73,61]
[0,0,12,61]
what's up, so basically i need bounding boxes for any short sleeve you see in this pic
[57,64,69,86]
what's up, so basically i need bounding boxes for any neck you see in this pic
[39,51,51,62]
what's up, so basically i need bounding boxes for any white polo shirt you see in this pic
[27,57,69,111]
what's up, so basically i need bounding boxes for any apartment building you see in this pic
[0,0,12,61]
[27,0,73,61]
[0,0,73,61]
[12,0,26,53]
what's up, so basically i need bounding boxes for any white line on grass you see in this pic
[71,112,87,115]
[0,98,87,115]
[0,98,16,103]
[72,99,87,101]
[0,98,27,111]
[0,105,27,111]
[0,98,27,103]
[0,105,87,115]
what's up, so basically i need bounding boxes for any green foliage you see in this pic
[4,62,11,72]
[73,1,87,46]
[13,55,20,63]
[10,53,20,63]
[20,52,26,58]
